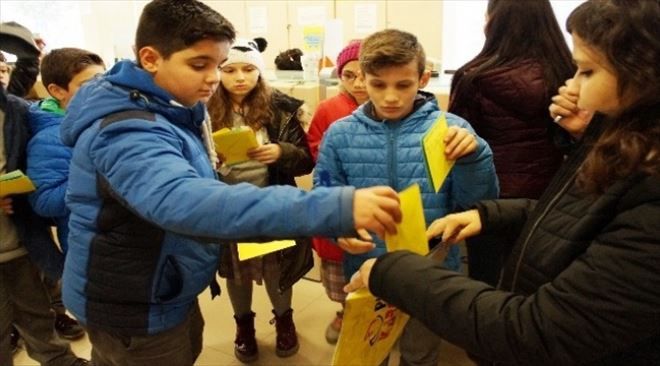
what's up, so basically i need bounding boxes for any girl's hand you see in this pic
[549,78,594,139]
[344,258,377,293]
[338,229,375,254]
[1,197,14,215]
[248,144,282,164]
[426,209,482,244]
[444,126,478,160]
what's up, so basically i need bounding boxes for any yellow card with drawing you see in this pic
[333,184,428,366]
[0,170,36,196]
[422,113,454,192]
[385,183,429,255]
[237,240,296,261]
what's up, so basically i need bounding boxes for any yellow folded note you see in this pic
[422,113,455,192]
[237,240,296,261]
[385,183,429,255]
[0,170,36,196]
[212,127,258,166]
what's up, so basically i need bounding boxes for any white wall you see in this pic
[1,0,584,74]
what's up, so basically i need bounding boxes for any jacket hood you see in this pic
[60,60,206,147]
[28,99,63,134]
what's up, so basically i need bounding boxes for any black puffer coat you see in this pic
[369,120,660,365]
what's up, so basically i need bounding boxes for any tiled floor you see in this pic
[13,278,475,366]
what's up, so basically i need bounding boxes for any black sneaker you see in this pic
[55,313,85,340]
[10,325,20,353]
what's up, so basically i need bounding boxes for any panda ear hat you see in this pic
[222,37,268,73]
[253,37,268,53]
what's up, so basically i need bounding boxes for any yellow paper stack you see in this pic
[212,127,258,166]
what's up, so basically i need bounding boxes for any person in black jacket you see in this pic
[345,1,660,365]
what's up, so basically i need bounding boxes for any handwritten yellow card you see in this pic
[212,127,259,166]
[422,113,454,192]
[237,240,296,261]
[0,170,36,196]
[384,183,429,255]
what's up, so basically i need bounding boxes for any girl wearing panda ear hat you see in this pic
[207,37,313,363]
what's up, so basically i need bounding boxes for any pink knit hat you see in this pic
[336,39,362,77]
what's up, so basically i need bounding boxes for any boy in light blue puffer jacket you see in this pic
[314,29,498,366]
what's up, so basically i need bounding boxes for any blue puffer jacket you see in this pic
[60,60,357,336]
[314,93,499,277]
[27,99,71,252]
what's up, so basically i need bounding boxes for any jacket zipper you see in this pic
[510,169,579,291]
[277,112,294,142]
[387,122,397,189]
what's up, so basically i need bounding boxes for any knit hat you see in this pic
[221,37,268,74]
[0,21,39,58]
[336,39,361,77]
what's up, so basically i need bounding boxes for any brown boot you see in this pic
[270,309,299,357]
[234,312,258,363]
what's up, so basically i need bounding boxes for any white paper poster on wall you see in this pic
[354,3,377,34]
[324,19,344,64]
[298,6,327,26]
[248,6,268,34]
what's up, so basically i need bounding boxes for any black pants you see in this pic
[0,255,78,366]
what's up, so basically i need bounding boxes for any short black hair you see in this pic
[135,0,235,63]
[41,48,105,90]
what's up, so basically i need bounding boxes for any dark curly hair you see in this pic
[568,0,660,193]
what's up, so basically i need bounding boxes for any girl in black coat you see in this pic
[346,1,660,365]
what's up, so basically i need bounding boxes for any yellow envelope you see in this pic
[422,113,455,192]
[237,240,296,261]
[332,288,410,366]
[0,170,36,197]
[385,183,429,255]
[212,127,258,166]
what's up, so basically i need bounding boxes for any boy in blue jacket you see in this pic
[27,47,106,342]
[59,1,401,365]
[314,29,498,366]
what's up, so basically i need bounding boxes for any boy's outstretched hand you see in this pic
[427,209,482,244]
[444,126,477,160]
[353,187,401,239]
